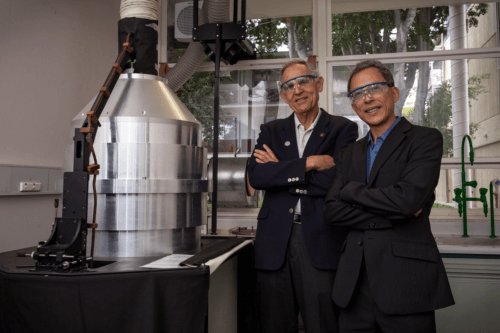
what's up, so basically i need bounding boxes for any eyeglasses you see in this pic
[348,82,394,104]
[279,75,317,94]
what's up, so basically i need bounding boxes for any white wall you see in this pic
[0,0,121,167]
[0,194,62,253]
[0,0,121,252]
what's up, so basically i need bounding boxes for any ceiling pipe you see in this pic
[164,0,230,92]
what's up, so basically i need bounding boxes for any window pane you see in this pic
[331,4,497,56]
[332,57,500,207]
[177,69,294,155]
[166,0,313,63]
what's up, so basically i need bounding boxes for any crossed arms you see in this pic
[247,121,359,197]
[324,129,443,229]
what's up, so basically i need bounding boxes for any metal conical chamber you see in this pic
[64,73,208,257]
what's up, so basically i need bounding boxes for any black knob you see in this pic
[54,199,59,208]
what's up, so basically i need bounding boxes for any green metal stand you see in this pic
[452,135,488,238]
[490,181,497,238]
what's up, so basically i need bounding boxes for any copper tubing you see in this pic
[84,33,133,268]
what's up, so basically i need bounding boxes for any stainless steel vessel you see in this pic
[208,157,257,207]
[64,73,208,257]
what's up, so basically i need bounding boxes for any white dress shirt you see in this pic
[294,110,321,215]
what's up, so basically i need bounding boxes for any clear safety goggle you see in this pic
[279,75,317,94]
[348,82,394,104]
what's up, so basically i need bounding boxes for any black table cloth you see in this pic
[0,248,209,333]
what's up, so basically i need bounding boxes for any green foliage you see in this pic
[330,5,489,55]
[468,73,491,106]
[422,81,453,155]
[331,7,452,55]
[247,18,288,55]
[177,72,231,148]
[246,16,312,57]
[331,12,387,55]
[422,74,488,156]
[290,16,313,50]
[467,4,489,28]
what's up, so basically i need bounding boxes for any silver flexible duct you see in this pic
[449,5,471,199]
[165,0,230,92]
[120,0,158,20]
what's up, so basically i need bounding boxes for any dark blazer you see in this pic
[324,117,454,315]
[248,109,358,270]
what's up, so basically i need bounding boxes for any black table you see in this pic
[0,237,257,333]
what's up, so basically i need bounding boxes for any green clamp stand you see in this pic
[455,135,488,238]
[490,182,497,239]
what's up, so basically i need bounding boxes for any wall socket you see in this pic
[20,182,42,192]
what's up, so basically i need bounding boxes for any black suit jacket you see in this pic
[324,117,454,315]
[248,109,358,270]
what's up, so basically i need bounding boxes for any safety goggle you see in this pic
[279,75,317,94]
[347,82,394,104]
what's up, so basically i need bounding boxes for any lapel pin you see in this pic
[285,141,291,146]
[320,133,325,137]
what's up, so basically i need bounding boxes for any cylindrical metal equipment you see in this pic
[64,73,208,257]
[208,157,257,207]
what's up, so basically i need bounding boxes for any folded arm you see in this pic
[247,124,307,190]
[289,121,359,197]
[340,129,443,217]
[324,149,393,230]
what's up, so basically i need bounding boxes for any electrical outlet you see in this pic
[20,182,41,192]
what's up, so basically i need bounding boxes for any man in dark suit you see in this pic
[324,60,454,332]
[247,60,358,333]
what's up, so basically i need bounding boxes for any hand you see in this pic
[254,144,279,164]
[414,209,423,217]
[306,155,335,172]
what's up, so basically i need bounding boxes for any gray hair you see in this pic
[278,60,321,91]
[347,60,394,94]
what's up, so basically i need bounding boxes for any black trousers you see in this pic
[256,223,339,333]
[339,257,436,333]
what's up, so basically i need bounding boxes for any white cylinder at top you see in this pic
[120,0,158,20]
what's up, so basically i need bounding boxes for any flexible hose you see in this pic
[120,0,158,21]
[164,0,230,92]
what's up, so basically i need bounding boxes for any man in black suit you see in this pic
[247,60,358,333]
[324,60,454,332]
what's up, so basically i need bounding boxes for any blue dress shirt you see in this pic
[367,117,400,180]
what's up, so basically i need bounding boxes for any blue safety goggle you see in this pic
[280,75,317,89]
[347,81,394,97]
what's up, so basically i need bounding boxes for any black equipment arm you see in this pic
[32,35,134,272]
[192,0,252,235]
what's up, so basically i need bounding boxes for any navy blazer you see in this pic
[247,109,358,270]
[325,118,455,314]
